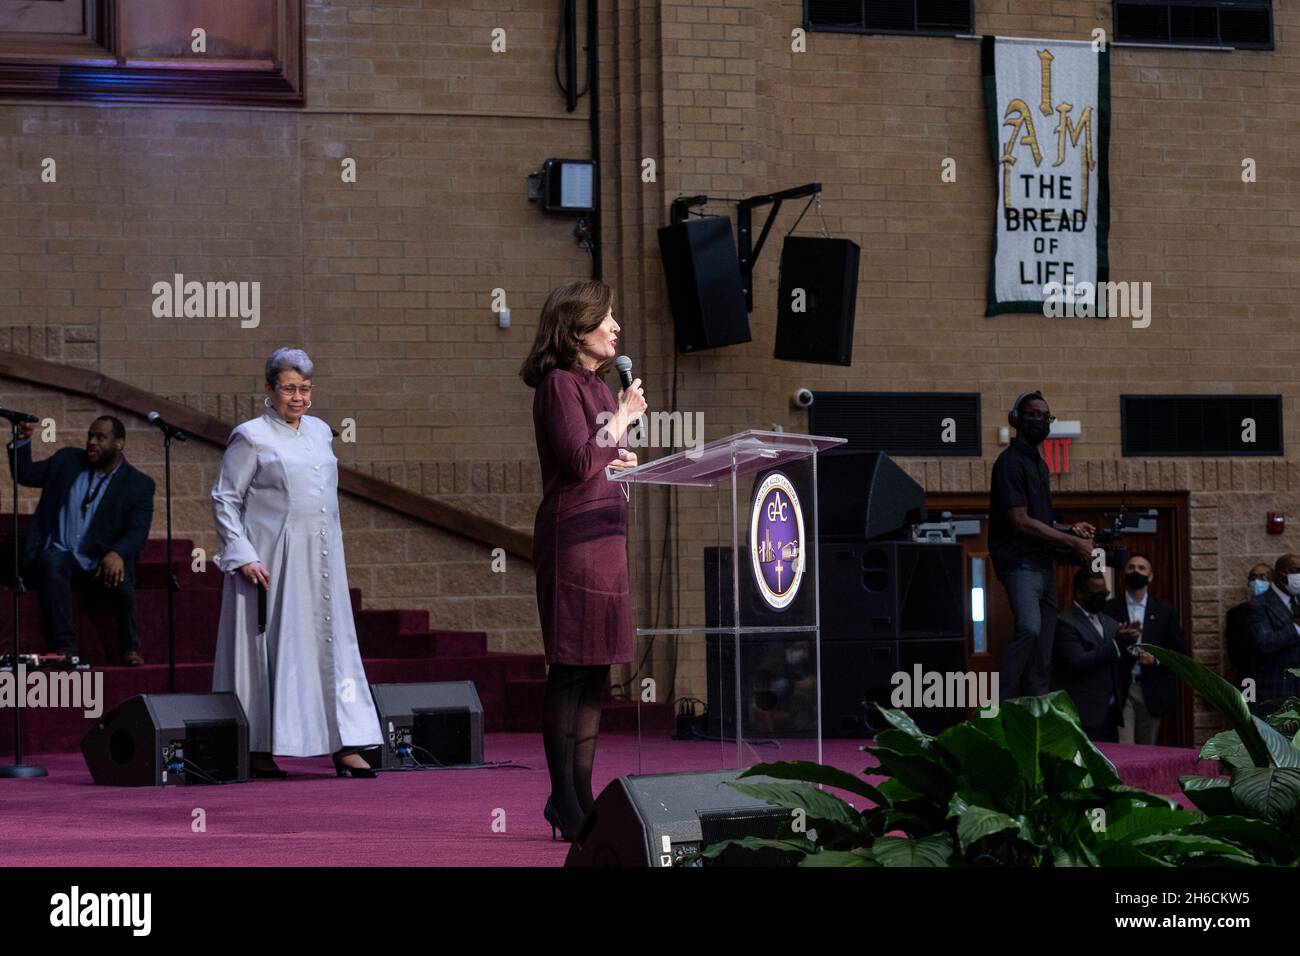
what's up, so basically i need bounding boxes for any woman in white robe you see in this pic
[211,348,382,777]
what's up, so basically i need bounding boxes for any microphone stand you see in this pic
[1,418,47,778]
[163,427,178,694]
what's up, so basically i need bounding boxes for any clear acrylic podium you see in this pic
[610,429,845,773]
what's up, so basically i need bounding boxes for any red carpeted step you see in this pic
[358,627,487,659]
[353,608,429,643]
[493,653,546,682]
[135,539,223,591]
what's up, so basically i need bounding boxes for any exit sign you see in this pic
[1040,437,1071,475]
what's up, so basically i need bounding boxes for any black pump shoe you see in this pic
[544,796,580,842]
[332,750,378,778]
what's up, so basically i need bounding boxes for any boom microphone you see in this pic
[146,411,187,442]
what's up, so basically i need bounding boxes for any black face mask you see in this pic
[1125,571,1149,591]
[1079,592,1108,614]
[1021,418,1051,444]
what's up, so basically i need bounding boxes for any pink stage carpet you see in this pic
[0,732,1214,867]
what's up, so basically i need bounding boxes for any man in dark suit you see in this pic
[1225,562,1275,687]
[7,416,155,665]
[1052,569,1141,741]
[1103,552,1185,745]
[1239,554,1300,715]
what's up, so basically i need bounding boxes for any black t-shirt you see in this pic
[989,438,1055,571]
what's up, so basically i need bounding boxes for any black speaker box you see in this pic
[821,638,970,736]
[820,541,965,641]
[703,632,818,740]
[774,236,860,366]
[370,681,484,769]
[657,217,751,353]
[80,693,250,787]
[565,770,797,867]
[817,450,926,541]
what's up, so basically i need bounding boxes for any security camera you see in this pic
[793,388,814,409]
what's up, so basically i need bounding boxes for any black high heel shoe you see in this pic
[332,749,378,778]
[250,753,287,779]
[544,796,580,842]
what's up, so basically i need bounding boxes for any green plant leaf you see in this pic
[955,805,1024,852]
[871,833,953,867]
[865,739,959,804]
[726,781,864,829]
[737,760,886,805]
[1230,767,1300,825]
[1179,775,1236,816]
[1129,833,1259,865]
[874,707,936,746]
[936,722,1021,801]
[1199,730,1252,771]
[1096,805,1197,843]
[1187,815,1300,861]
[999,693,1120,793]
[1096,843,1174,867]
[1142,644,1270,767]
[1253,717,1300,769]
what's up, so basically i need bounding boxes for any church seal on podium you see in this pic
[750,471,805,610]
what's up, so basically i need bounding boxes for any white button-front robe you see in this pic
[210,409,382,756]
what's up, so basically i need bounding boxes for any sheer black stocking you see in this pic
[542,663,610,835]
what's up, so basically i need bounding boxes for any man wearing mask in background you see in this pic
[989,391,1095,699]
[1225,562,1274,686]
[1052,569,1142,741]
[1103,553,1184,744]
[1239,554,1300,716]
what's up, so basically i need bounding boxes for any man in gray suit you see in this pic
[1239,553,1300,715]
[1051,569,1142,741]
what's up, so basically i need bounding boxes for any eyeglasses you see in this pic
[1020,411,1055,422]
[274,385,313,396]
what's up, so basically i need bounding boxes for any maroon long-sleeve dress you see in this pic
[531,366,633,665]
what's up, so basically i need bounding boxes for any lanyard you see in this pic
[81,470,112,513]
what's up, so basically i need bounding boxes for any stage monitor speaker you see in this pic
[820,541,965,641]
[657,217,751,353]
[80,693,249,787]
[821,638,970,737]
[817,450,926,541]
[774,236,860,366]
[370,681,483,770]
[565,770,798,867]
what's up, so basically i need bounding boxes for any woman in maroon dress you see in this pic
[520,280,646,841]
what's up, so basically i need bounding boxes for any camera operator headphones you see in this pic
[1008,390,1044,429]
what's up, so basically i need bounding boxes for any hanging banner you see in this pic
[983,35,1109,316]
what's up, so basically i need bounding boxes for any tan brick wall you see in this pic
[1,1,1296,741]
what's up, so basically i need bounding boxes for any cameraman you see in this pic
[990,392,1094,698]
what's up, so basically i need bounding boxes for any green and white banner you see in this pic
[983,35,1109,316]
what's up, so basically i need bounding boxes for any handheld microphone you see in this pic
[147,411,188,442]
[613,355,643,443]
[0,408,38,424]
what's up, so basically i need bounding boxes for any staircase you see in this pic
[0,526,671,754]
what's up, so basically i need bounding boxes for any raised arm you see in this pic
[7,438,52,488]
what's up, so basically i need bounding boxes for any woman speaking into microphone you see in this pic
[520,280,646,841]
